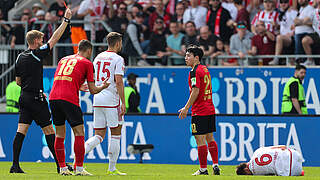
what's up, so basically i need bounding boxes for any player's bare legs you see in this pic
[41,124,60,172]
[107,125,126,175]
[10,123,30,173]
[205,133,220,175]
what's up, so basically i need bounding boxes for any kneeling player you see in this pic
[236,145,304,176]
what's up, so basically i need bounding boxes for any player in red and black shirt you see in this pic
[179,45,220,176]
[49,40,109,176]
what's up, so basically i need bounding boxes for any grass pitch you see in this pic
[0,162,320,179]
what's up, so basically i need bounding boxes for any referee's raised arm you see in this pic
[47,8,72,50]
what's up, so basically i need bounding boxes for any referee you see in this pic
[10,8,72,173]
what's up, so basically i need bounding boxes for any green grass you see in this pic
[1,162,320,179]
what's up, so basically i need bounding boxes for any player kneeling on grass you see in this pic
[178,45,220,176]
[236,145,304,176]
[83,32,127,175]
[49,40,110,176]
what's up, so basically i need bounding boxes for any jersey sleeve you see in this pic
[115,58,125,76]
[15,58,21,77]
[32,43,51,60]
[190,68,201,89]
[86,61,95,82]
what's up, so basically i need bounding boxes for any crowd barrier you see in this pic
[0,113,319,166]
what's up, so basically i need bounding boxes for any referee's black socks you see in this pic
[45,134,59,168]
[12,132,25,166]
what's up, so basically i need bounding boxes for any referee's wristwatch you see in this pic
[64,17,71,24]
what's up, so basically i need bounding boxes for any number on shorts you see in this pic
[255,154,272,166]
[96,61,111,81]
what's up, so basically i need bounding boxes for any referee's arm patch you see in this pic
[40,44,48,50]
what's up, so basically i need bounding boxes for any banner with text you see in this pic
[43,67,320,114]
[0,114,319,166]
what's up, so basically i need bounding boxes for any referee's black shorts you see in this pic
[49,100,83,128]
[18,93,51,128]
[191,115,216,135]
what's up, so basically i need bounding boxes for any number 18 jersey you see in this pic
[93,51,125,107]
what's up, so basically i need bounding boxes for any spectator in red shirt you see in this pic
[248,20,275,65]
[234,0,250,30]
[149,0,171,32]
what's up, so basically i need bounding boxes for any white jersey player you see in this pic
[84,32,127,175]
[236,145,304,176]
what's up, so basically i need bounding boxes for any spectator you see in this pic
[23,8,33,20]
[201,0,210,9]
[172,2,185,31]
[234,0,250,29]
[211,38,236,65]
[222,0,238,21]
[107,2,129,34]
[31,10,46,30]
[149,0,172,32]
[77,0,106,42]
[148,17,171,65]
[0,9,11,44]
[248,20,276,65]
[251,0,279,34]
[122,12,148,65]
[230,21,254,65]
[181,21,199,53]
[269,0,297,65]
[32,3,43,16]
[166,21,185,65]
[247,0,264,23]
[46,0,73,60]
[125,73,141,113]
[10,14,29,48]
[301,0,320,66]
[199,25,217,57]
[0,0,18,21]
[207,0,234,43]
[183,0,208,29]
[293,0,315,63]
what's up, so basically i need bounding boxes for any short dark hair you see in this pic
[78,39,92,52]
[296,64,307,71]
[185,21,196,28]
[236,163,248,175]
[186,45,204,61]
[107,32,122,47]
[234,0,243,5]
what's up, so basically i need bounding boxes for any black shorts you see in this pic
[191,115,216,135]
[18,93,51,128]
[49,100,83,127]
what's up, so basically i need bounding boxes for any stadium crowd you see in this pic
[1,0,320,66]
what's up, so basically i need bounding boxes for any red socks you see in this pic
[208,141,219,164]
[197,145,208,168]
[74,136,85,167]
[54,137,66,168]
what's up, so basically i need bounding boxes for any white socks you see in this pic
[84,135,103,154]
[108,135,121,172]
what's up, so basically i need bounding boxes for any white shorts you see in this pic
[289,148,303,176]
[93,107,124,129]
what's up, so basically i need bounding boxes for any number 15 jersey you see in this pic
[93,51,125,107]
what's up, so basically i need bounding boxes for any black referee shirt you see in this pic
[15,43,51,93]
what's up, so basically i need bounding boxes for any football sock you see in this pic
[54,137,66,168]
[12,132,25,166]
[45,134,59,168]
[74,136,85,167]
[108,135,121,172]
[208,141,219,164]
[198,145,208,169]
[85,135,103,154]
